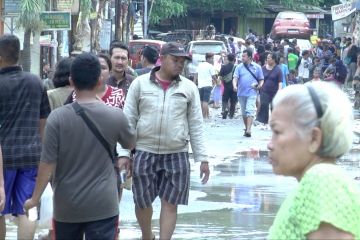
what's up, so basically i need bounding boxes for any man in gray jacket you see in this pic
[123,42,210,240]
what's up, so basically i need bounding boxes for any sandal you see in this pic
[244,132,251,137]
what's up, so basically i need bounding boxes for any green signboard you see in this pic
[40,12,71,31]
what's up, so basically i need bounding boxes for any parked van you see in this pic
[128,39,166,69]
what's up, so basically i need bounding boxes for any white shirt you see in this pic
[298,57,312,79]
[197,62,215,88]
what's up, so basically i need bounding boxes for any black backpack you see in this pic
[334,60,347,84]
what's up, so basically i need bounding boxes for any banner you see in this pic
[331,2,356,21]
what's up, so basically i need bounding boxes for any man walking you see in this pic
[124,42,210,240]
[195,53,217,119]
[0,34,51,239]
[219,53,237,119]
[135,46,159,76]
[233,49,264,137]
[24,53,136,239]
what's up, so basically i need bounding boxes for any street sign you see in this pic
[40,12,71,31]
[331,2,356,21]
[4,0,21,15]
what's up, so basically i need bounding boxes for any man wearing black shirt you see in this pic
[219,54,237,119]
[0,34,51,239]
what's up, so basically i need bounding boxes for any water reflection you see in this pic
[9,149,360,239]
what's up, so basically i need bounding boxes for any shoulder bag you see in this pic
[243,63,260,82]
[71,102,121,191]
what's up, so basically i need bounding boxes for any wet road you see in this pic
[117,150,360,240]
[5,112,360,239]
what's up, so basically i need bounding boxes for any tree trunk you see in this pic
[30,31,41,75]
[21,29,32,72]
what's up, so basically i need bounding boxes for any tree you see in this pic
[149,0,187,24]
[280,0,340,9]
[73,0,92,51]
[17,0,45,72]
[149,0,264,24]
[149,0,340,25]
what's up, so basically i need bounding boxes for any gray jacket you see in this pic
[119,66,207,162]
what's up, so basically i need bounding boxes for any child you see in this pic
[310,69,322,82]
[287,69,299,85]
[279,56,289,88]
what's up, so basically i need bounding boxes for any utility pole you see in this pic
[144,0,148,39]
[115,0,122,40]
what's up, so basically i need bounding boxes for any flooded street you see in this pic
[5,113,360,239]
[118,150,360,240]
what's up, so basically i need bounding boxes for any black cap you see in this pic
[160,42,191,60]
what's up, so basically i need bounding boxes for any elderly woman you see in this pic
[268,81,360,239]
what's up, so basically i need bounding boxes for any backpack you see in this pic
[222,65,236,83]
[334,60,347,83]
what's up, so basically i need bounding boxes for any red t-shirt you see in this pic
[155,73,172,91]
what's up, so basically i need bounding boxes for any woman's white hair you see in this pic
[272,81,353,158]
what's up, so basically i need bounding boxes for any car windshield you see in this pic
[278,12,307,20]
[192,43,224,54]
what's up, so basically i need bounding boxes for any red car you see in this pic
[270,11,311,39]
[128,39,166,69]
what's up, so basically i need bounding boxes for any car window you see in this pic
[130,44,144,55]
[191,44,225,54]
[278,12,307,20]
[130,43,162,56]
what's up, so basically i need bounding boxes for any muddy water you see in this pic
[6,151,360,240]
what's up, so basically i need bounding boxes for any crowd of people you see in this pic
[0,31,360,240]
[194,34,360,134]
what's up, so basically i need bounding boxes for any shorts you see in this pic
[238,95,257,118]
[199,86,212,102]
[132,150,190,209]
[53,215,119,240]
[2,168,37,216]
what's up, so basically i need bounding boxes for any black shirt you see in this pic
[219,63,235,86]
[219,63,235,77]
[106,71,135,97]
[0,66,51,169]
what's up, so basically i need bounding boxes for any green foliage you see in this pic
[187,0,263,14]
[149,0,340,25]
[280,0,340,9]
[150,0,187,24]
[150,0,264,24]
[80,0,93,20]
[17,0,45,31]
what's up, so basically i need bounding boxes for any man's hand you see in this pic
[0,186,5,212]
[200,162,210,184]
[24,198,39,212]
[117,157,132,177]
